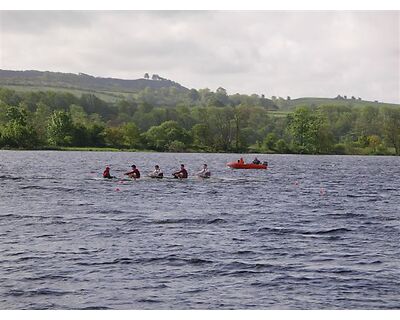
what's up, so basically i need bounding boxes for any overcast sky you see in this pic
[0,11,399,103]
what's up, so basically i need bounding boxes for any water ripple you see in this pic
[0,151,399,309]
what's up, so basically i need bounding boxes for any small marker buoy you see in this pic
[115,188,120,191]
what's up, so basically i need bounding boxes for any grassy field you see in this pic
[280,97,398,110]
[268,110,291,118]
[2,84,132,103]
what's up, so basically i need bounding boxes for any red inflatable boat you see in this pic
[227,161,268,169]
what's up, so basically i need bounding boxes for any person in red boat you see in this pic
[103,166,114,179]
[173,164,188,179]
[125,164,140,179]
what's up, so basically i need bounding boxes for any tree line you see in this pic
[0,87,399,155]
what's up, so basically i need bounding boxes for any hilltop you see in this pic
[0,69,189,102]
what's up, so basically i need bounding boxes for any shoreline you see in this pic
[0,147,398,156]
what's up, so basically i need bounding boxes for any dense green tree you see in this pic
[0,88,22,106]
[104,126,125,148]
[275,139,289,154]
[191,123,212,150]
[143,120,191,151]
[1,121,35,148]
[316,123,335,154]
[287,107,325,154]
[117,99,138,119]
[79,94,115,119]
[263,133,278,152]
[6,105,27,125]
[121,123,142,149]
[167,140,186,152]
[69,104,89,125]
[215,87,229,106]
[87,124,106,147]
[188,89,200,102]
[381,107,400,155]
[47,111,74,146]
[71,124,89,147]
[367,135,382,154]
[0,106,38,148]
[355,106,381,137]
[232,106,251,152]
[208,107,234,151]
[0,101,8,124]
[32,102,52,143]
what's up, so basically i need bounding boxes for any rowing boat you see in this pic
[226,162,268,169]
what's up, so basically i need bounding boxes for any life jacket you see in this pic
[132,169,140,178]
[180,168,188,178]
[103,170,111,178]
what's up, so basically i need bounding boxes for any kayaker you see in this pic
[103,166,114,179]
[237,157,244,164]
[196,164,211,178]
[253,157,261,165]
[173,164,188,179]
[125,164,140,179]
[149,165,163,179]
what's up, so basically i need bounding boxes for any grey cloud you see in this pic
[0,11,92,33]
[0,10,399,103]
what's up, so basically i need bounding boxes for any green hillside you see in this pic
[1,84,130,103]
[0,69,188,96]
[1,69,398,110]
[276,97,398,110]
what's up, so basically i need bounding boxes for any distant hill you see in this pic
[272,96,399,111]
[0,69,398,108]
[0,69,189,95]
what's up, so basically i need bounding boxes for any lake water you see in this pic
[0,151,399,309]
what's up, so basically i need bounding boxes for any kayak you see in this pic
[227,162,268,169]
